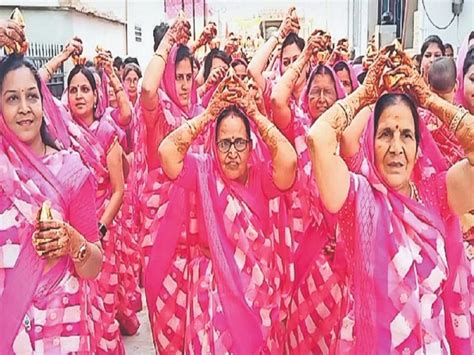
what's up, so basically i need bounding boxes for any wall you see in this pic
[415,0,473,53]
[125,0,165,69]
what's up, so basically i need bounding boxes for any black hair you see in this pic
[353,55,364,65]
[444,43,454,52]
[420,35,445,58]
[124,57,140,67]
[0,55,57,149]
[122,63,142,81]
[463,47,474,78]
[357,71,367,84]
[428,57,457,92]
[203,49,231,81]
[153,22,169,51]
[113,56,123,70]
[67,65,98,117]
[280,33,305,62]
[215,105,251,141]
[231,58,248,69]
[176,45,194,69]
[469,31,474,43]
[334,61,350,74]
[306,64,336,93]
[374,93,420,147]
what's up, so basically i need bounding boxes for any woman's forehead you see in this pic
[217,115,246,137]
[378,105,415,129]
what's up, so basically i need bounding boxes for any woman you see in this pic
[419,35,445,84]
[248,6,302,117]
[122,62,141,107]
[334,60,359,95]
[270,33,350,353]
[307,50,473,353]
[457,45,474,114]
[197,48,231,107]
[0,54,103,353]
[139,15,204,270]
[66,64,126,353]
[145,72,297,354]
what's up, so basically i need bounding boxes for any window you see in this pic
[135,25,142,42]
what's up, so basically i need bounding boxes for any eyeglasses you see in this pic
[217,138,249,153]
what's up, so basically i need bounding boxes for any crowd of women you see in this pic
[0,6,473,354]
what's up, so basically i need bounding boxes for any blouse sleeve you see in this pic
[68,176,100,243]
[260,161,290,199]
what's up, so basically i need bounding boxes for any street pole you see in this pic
[192,0,196,40]
[182,0,185,11]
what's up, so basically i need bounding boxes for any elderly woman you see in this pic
[144,73,297,354]
[307,50,473,353]
[0,52,103,352]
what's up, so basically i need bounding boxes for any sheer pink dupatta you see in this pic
[0,78,77,352]
[349,112,471,353]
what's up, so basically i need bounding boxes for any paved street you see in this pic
[123,294,155,354]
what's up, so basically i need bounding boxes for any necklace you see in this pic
[409,182,422,203]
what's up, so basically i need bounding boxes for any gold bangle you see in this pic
[288,64,302,77]
[449,107,469,133]
[262,123,276,139]
[44,64,53,78]
[185,119,197,137]
[336,100,354,128]
[153,52,167,63]
[113,86,124,95]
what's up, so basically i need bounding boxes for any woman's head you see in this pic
[231,59,248,81]
[0,55,54,148]
[280,33,305,73]
[215,106,252,183]
[334,61,353,94]
[306,65,339,121]
[203,49,231,81]
[373,93,420,193]
[67,65,98,122]
[174,45,194,109]
[122,63,142,103]
[420,35,445,81]
[462,47,474,113]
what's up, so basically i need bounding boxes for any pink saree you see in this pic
[0,80,102,353]
[62,71,126,353]
[283,64,349,353]
[331,112,472,354]
[138,45,206,269]
[144,121,292,354]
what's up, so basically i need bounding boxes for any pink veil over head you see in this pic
[0,56,90,352]
[348,98,471,353]
[333,60,360,92]
[161,44,199,117]
[301,63,346,118]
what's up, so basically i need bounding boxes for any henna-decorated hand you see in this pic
[0,19,25,50]
[2,9,28,54]
[383,64,431,107]
[167,11,192,45]
[304,30,328,62]
[277,6,297,41]
[206,68,246,118]
[196,23,217,47]
[33,220,86,260]
[205,66,227,89]
[224,35,240,56]
[95,50,114,77]
[358,48,390,106]
[64,37,84,59]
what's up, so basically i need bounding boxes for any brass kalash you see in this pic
[33,201,54,252]
[4,8,28,55]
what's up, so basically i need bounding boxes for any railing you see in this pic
[26,43,65,98]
